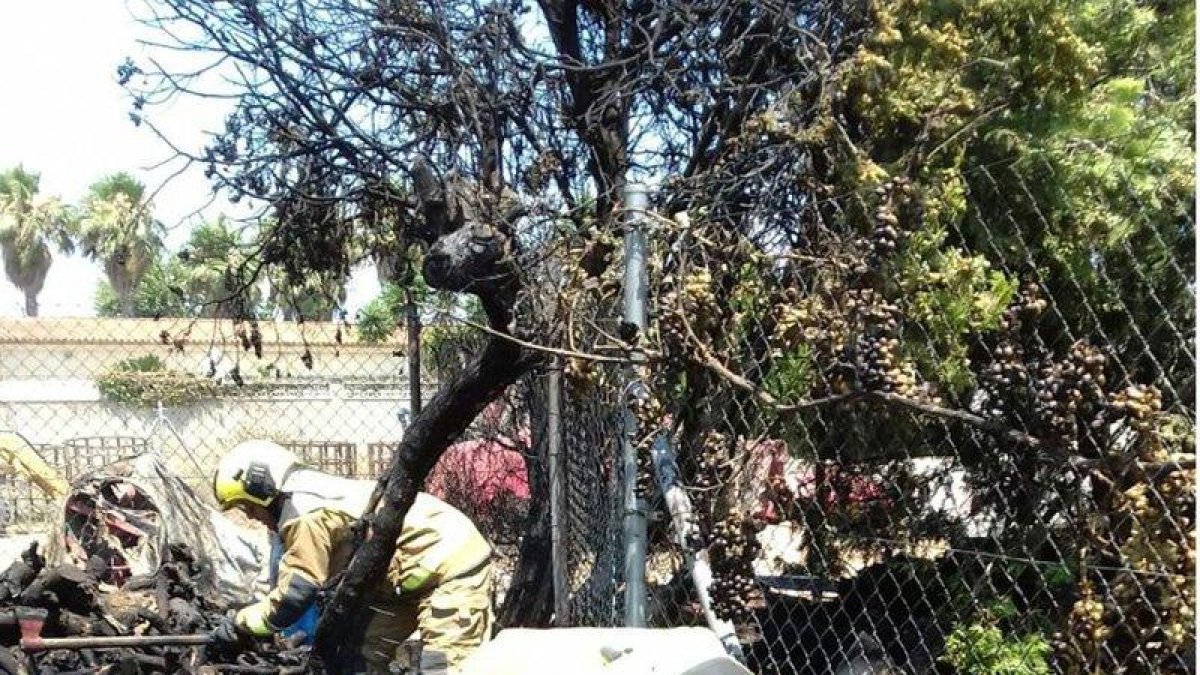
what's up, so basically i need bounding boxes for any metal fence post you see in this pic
[547,359,569,626]
[405,288,422,415]
[621,184,649,627]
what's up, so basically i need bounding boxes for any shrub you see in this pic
[96,355,220,407]
[943,623,1051,675]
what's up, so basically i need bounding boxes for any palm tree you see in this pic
[77,173,164,317]
[178,217,260,317]
[0,167,72,317]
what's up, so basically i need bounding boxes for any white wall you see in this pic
[0,338,429,480]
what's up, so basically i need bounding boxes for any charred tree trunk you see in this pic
[497,376,554,628]
[313,332,536,670]
[313,159,538,672]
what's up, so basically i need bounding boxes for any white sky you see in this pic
[0,0,379,318]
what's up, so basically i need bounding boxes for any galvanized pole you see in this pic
[405,288,422,415]
[547,360,569,626]
[621,184,649,627]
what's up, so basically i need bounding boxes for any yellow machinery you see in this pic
[0,430,68,500]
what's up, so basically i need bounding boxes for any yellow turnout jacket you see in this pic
[239,471,491,634]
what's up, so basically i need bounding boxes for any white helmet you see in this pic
[212,440,300,509]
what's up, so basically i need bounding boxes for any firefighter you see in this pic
[209,439,494,674]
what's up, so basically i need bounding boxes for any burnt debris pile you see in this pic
[0,542,309,674]
[0,453,299,674]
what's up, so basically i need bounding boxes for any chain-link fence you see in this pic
[0,162,1193,673]
[0,313,551,620]
[0,315,531,534]
[545,152,1194,674]
[0,317,412,516]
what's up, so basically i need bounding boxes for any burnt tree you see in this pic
[128,1,867,668]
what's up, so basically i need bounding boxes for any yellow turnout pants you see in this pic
[362,561,494,674]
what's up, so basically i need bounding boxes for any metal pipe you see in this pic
[548,361,569,626]
[621,184,649,627]
[21,634,212,652]
[623,188,649,328]
[650,434,746,661]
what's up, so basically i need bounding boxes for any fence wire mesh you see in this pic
[541,153,1193,674]
[0,313,537,608]
[0,164,1193,674]
[0,316,415,506]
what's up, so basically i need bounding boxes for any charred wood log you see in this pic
[0,546,42,605]
[19,566,97,615]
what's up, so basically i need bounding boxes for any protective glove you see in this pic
[210,603,273,648]
[234,602,275,637]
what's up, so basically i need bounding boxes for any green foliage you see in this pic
[897,225,1017,394]
[1040,563,1075,589]
[675,4,1194,665]
[262,271,346,321]
[423,323,484,375]
[355,300,399,343]
[764,343,813,401]
[77,172,164,317]
[175,218,259,317]
[185,218,240,260]
[86,172,146,203]
[900,230,1014,334]
[111,355,165,373]
[356,283,408,343]
[95,259,188,318]
[0,168,41,205]
[847,0,1194,391]
[356,273,485,381]
[940,599,1054,675]
[95,355,220,407]
[943,623,1052,675]
[95,217,266,319]
[728,259,770,320]
[355,271,466,345]
[752,0,1195,416]
[423,323,479,358]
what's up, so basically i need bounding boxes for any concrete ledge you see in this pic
[459,626,752,675]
